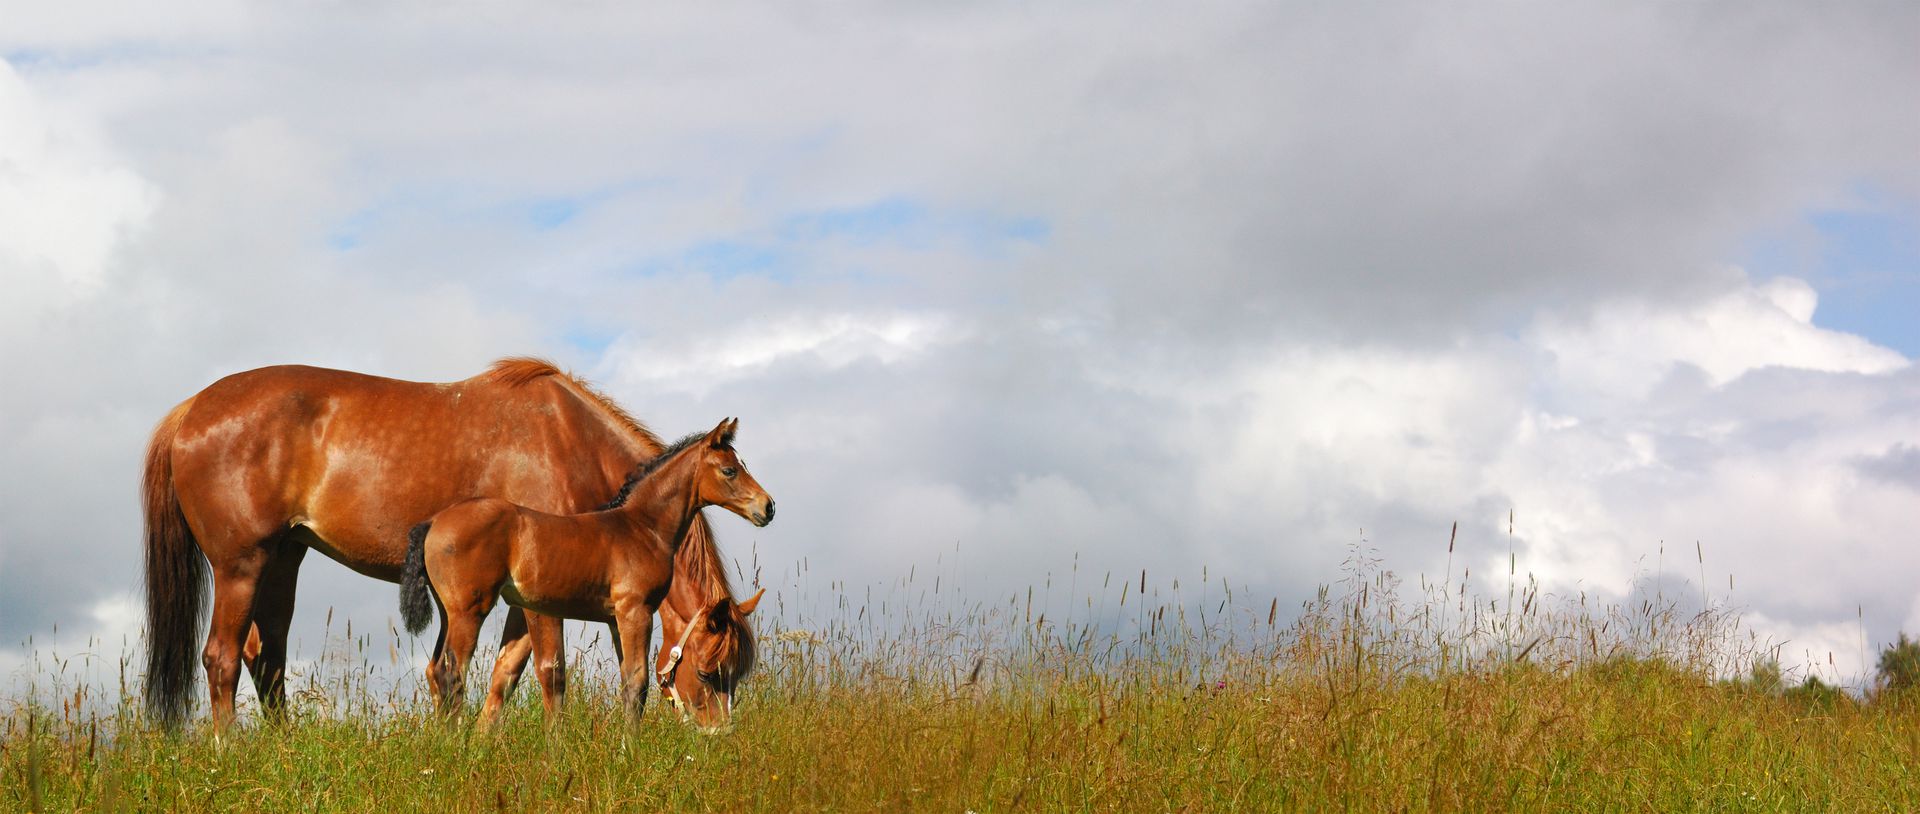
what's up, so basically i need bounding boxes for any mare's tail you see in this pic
[399,521,435,635]
[142,398,206,729]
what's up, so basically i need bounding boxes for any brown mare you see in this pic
[399,418,772,731]
[141,359,755,728]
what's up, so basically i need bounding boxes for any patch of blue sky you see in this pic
[561,326,620,357]
[4,44,226,72]
[525,198,581,231]
[609,196,1047,286]
[1744,190,1920,357]
[958,214,1048,257]
[779,197,1048,254]
[322,176,673,251]
[685,239,787,281]
[325,208,378,251]
[2,49,55,67]
[504,179,681,232]
[781,198,930,245]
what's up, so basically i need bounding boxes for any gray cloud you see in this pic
[1854,444,1920,490]
[2,2,1918,692]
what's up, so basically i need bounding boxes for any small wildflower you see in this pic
[419,769,434,776]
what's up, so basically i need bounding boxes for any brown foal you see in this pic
[141,358,749,729]
[400,418,773,730]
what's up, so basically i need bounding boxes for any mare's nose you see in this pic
[763,499,776,523]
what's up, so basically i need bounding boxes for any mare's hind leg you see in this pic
[526,614,567,720]
[479,607,533,722]
[202,550,269,730]
[243,539,307,722]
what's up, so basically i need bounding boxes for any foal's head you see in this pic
[690,417,774,527]
[663,588,764,733]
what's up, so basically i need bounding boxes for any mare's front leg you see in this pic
[244,538,308,723]
[480,606,533,722]
[614,601,658,721]
[525,612,567,720]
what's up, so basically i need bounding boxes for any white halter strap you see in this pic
[657,608,707,699]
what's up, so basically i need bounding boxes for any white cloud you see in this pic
[0,60,157,305]
[599,311,966,396]
[1,2,1918,698]
[1743,611,1871,686]
[0,592,141,701]
[1534,273,1907,399]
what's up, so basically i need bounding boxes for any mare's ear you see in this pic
[737,587,766,616]
[706,597,733,631]
[704,417,734,448]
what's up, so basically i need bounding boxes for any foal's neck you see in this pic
[610,446,706,556]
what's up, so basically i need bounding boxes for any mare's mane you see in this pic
[484,357,666,451]
[481,357,739,604]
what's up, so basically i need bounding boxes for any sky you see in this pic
[2,1,1918,695]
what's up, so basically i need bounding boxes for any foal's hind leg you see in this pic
[431,596,492,720]
[243,539,308,722]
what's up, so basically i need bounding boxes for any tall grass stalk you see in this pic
[4,541,1917,812]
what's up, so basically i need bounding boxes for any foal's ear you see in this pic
[737,587,766,616]
[706,597,733,631]
[704,417,736,448]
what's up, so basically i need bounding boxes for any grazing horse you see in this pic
[141,358,751,728]
[399,418,772,731]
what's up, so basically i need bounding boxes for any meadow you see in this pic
[5,543,1919,812]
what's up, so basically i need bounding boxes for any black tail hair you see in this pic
[399,521,435,635]
[142,399,207,729]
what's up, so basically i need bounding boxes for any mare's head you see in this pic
[662,588,764,733]
[691,418,774,527]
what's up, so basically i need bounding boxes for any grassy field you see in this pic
[5,550,1919,812]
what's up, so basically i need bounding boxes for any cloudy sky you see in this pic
[3,2,1918,692]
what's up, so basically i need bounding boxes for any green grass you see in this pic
[6,549,1919,812]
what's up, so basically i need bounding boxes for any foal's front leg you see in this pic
[614,601,658,721]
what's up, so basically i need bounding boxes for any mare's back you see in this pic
[167,364,621,574]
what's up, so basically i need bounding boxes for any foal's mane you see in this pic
[481,357,738,603]
[595,431,709,512]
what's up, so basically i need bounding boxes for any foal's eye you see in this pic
[720,467,738,478]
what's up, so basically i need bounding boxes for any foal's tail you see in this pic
[399,521,434,635]
[142,398,206,729]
